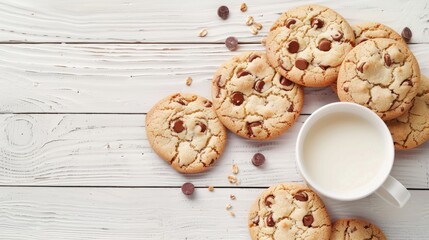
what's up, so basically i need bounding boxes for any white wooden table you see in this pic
[0,0,428,239]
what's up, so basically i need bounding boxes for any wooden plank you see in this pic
[0,0,427,43]
[0,114,427,188]
[0,43,428,113]
[0,187,427,239]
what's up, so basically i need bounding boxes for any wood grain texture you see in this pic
[0,43,428,113]
[0,187,427,239]
[0,114,427,188]
[0,0,428,43]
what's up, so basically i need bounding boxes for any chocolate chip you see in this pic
[252,215,260,226]
[402,80,413,87]
[357,62,365,73]
[252,153,265,166]
[225,36,238,51]
[285,18,296,28]
[319,65,329,70]
[231,92,244,106]
[196,122,207,132]
[237,70,251,78]
[215,75,224,87]
[177,99,186,105]
[217,5,229,20]
[401,27,412,42]
[384,53,392,67]
[280,77,293,86]
[311,18,324,29]
[181,182,194,195]
[303,214,314,227]
[254,80,265,93]
[287,40,300,53]
[343,86,349,92]
[205,101,212,108]
[248,54,261,62]
[295,58,309,70]
[247,121,262,136]
[294,191,308,201]
[401,106,405,112]
[318,39,331,51]
[332,31,344,41]
[266,213,275,227]
[264,194,274,207]
[173,120,185,133]
[287,103,294,112]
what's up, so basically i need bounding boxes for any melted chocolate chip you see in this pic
[332,31,344,41]
[181,182,194,195]
[215,75,223,87]
[237,70,251,78]
[176,99,186,105]
[360,38,368,43]
[287,40,299,53]
[294,191,308,201]
[266,213,275,227]
[384,53,392,67]
[303,214,314,227]
[217,5,229,20]
[173,120,185,133]
[343,86,349,92]
[264,194,274,207]
[295,58,309,70]
[247,121,262,136]
[401,27,412,42]
[287,103,294,112]
[285,19,297,28]
[319,65,329,70]
[251,215,259,226]
[401,106,405,112]
[252,153,265,166]
[280,77,293,86]
[311,18,324,29]
[318,39,331,51]
[196,122,207,132]
[205,101,212,108]
[248,54,261,62]
[357,62,365,73]
[254,80,265,93]
[231,92,245,106]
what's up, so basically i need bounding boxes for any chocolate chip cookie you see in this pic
[337,38,420,120]
[146,93,227,173]
[330,219,386,240]
[211,51,304,140]
[353,22,405,45]
[248,183,331,240]
[386,75,429,150]
[266,5,355,87]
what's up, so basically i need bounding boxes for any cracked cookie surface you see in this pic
[146,93,227,173]
[386,75,429,150]
[337,38,420,120]
[211,51,304,140]
[266,5,355,87]
[330,219,386,240]
[248,183,331,240]
[353,22,405,46]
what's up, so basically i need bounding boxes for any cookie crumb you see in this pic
[228,175,238,184]
[250,25,258,35]
[246,16,254,26]
[208,185,214,191]
[230,194,236,200]
[226,204,232,210]
[229,211,235,217]
[240,3,247,12]
[232,164,239,174]
[198,28,208,37]
[253,22,263,30]
[185,76,192,86]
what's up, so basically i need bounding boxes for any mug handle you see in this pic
[375,175,410,208]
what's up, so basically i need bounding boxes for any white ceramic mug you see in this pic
[296,102,410,207]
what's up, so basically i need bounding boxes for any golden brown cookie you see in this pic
[266,5,355,87]
[353,22,405,45]
[248,183,331,240]
[330,219,386,240]
[337,38,420,120]
[211,51,304,140]
[145,93,227,173]
[386,75,429,150]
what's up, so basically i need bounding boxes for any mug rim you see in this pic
[295,102,395,201]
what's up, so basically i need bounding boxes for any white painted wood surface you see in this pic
[0,0,428,239]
